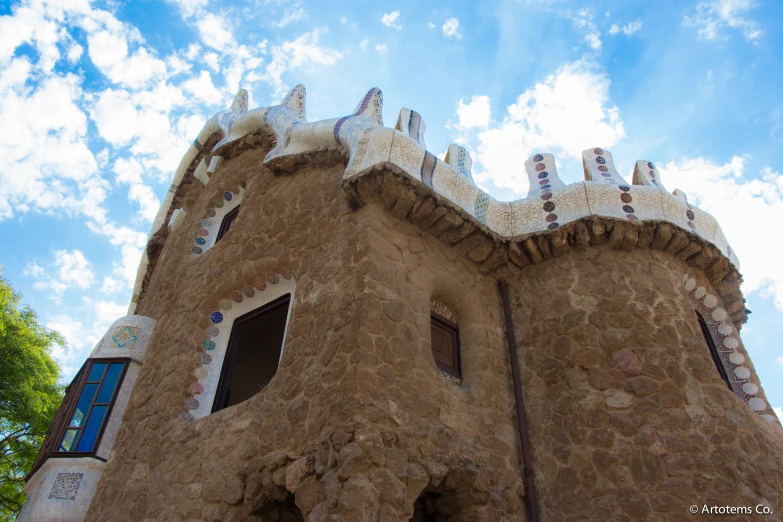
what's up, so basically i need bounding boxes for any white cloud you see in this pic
[265,28,342,97]
[181,70,223,105]
[66,42,83,63]
[442,18,462,38]
[25,250,95,295]
[101,276,124,294]
[381,11,402,31]
[685,0,763,42]
[196,13,235,50]
[777,356,783,366]
[609,20,643,36]
[570,8,602,50]
[454,96,491,129]
[451,60,624,197]
[47,298,127,377]
[128,183,160,223]
[659,159,783,308]
[375,43,388,54]
[86,30,167,89]
[273,6,306,28]
[168,0,208,19]
[427,22,436,29]
[775,407,783,422]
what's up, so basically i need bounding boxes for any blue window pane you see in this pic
[87,363,107,382]
[96,364,123,404]
[68,383,98,427]
[58,429,78,451]
[75,406,107,452]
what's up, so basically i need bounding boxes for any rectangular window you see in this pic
[696,312,732,390]
[431,312,461,379]
[56,360,127,454]
[216,205,240,243]
[212,294,291,413]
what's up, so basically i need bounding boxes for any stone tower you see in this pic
[20,86,783,522]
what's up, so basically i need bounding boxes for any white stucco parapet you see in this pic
[129,85,740,312]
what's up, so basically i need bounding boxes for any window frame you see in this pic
[216,204,241,243]
[430,310,462,380]
[211,293,292,413]
[27,358,129,478]
[695,312,732,390]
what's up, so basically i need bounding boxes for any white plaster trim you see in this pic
[89,315,157,363]
[20,457,105,522]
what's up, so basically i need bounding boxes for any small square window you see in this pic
[431,311,461,379]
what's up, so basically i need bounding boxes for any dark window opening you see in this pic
[27,359,129,478]
[216,205,240,243]
[696,312,732,390]
[212,293,291,412]
[431,311,461,379]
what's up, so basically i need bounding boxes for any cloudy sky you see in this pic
[1,0,781,419]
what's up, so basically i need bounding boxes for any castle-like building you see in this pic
[19,86,783,521]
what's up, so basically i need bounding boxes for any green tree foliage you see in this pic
[0,271,63,520]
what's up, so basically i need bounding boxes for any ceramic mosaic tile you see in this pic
[431,300,458,324]
[430,157,461,203]
[444,145,474,183]
[345,127,394,180]
[450,176,479,216]
[48,473,83,501]
[388,131,426,179]
[632,160,667,191]
[395,108,427,148]
[524,153,566,198]
[582,148,627,185]
[91,315,157,362]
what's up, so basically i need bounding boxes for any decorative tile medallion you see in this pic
[185,397,199,410]
[267,273,280,284]
[111,326,139,348]
[199,353,212,365]
[474,192,490,224]
[210,312,223,324]
[431,300,458,324]
[202,340,215,351]
[190,382,205,395]
[48,473,83,501]
[231,291,244,303]
[243,286,255,298]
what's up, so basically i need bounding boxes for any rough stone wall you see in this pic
[509,246,783,522]
[86,148,526,521]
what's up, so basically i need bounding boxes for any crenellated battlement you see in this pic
[135,86,741,309]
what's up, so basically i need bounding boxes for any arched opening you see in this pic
[250,494,304,521]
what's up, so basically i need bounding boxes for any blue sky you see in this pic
[1,0,782,419]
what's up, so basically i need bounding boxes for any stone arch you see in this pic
[410,467,497,522]
[682,274,777,423]
[182,270,296,421]
[191,179,247,256]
